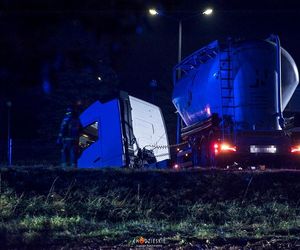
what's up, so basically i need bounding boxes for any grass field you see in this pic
[0,166,300,249]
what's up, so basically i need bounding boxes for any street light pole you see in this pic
[148,8,213,145]
[178,20,182,68]
[6,101,12,166]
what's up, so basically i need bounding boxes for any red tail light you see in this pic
[291,145,300,153]
[214,143,219,154]
[213,142,236,154]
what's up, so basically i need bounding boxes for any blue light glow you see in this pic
[42,79,51,94]
[136,25,143,35]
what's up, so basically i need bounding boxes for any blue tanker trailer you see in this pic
[173,35,300,168]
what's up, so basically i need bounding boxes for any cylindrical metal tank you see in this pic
[172,39,299,131]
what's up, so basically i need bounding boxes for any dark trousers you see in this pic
[61,139,78,167]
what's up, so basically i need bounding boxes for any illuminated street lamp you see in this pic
[149,8,159,16]
[148,7,214,144]
[148,7,214,72]
[203,8,213,16]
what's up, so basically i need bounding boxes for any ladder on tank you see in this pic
[219,39,236,142]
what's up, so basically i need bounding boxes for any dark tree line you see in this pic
[0,1,149,142]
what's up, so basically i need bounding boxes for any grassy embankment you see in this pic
[0,166,299,248]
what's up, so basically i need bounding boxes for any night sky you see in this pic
[1,0,300,161]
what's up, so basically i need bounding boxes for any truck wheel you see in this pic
[192,139,201,167]
[200,139,209,167]
[208,131,216,168]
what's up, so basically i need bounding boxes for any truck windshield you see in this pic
[79,121,98,150]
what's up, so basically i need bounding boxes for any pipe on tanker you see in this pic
[176,20,183,144]
[270,34,285,129]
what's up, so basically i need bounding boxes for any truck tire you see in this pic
[200,138,209,167]
[208,131,216,168]
[191,138,201,167]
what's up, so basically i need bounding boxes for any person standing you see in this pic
[57,107,82,168]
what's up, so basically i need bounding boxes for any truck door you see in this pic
[78,99,125,168]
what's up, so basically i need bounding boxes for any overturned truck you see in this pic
[78,92,170,168]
